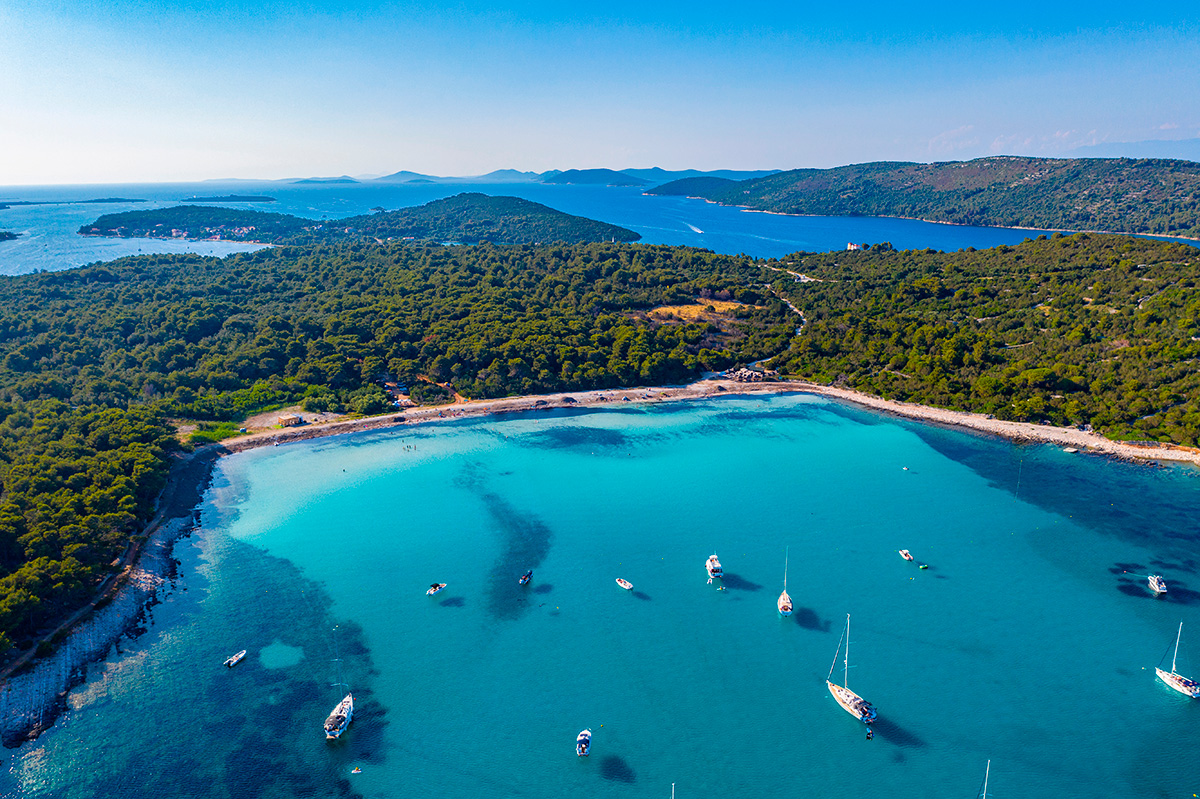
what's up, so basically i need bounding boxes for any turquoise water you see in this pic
[4,394,1200,798]
[2,181,1056,274]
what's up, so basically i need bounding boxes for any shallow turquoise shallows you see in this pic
[6,393,1200,799]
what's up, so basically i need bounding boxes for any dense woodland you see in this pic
[651,156,1200,239]
[80,193,640,246]
[771,233,1200,444]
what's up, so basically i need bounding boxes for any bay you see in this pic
[2,180,1057,275]
[4,393,1198,798]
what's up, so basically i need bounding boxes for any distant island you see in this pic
[179,195,276,203]
[542,168,648,187]
[291,177,359,184]
[649,156,1200,239]
[79,192,641,245]
[0,197,144,210]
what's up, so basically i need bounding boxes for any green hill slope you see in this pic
[80,193,641,245]
[650,156,1200,239]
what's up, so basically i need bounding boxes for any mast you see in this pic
[1173,621,1183,674]
[844,614,850,688]
[980,759,990,798]
[783,546,789,591]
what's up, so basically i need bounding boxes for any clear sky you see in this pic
[2,0,1198,184]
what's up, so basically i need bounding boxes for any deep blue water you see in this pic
[2,180,1062,274]
[5,394,1198,798]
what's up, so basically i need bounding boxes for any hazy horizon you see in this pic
[2,1,1198,184]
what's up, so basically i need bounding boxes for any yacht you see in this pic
[1156,621,1200,698]
[576,728,592,756]
[519,570,533,586]
[426,583,447,596]
[777,547,792,617]
[325,693,354,739]
[826,614,878,724]
[1148,574,1167,595]
[706,553,723,582]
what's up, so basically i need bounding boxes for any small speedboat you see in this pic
[1149,574,1168,595]
[616,578,633,590]
[576,728,592,756]
[224,649,247,668]
[899,550,914,562]
[706,553,723,582]
[519,570,533,586]
[426,583,447,596]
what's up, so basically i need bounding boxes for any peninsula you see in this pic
[649,156,1200,240]
[79,192,641,245]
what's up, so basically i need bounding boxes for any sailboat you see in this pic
[1155,621,1200,698]
[777,547,792,617]
[826,614,877,724]
[324,627,355,739]
[976,760,992,799]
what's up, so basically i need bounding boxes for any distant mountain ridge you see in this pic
[648,156,1200,239]
[79,193,640,245]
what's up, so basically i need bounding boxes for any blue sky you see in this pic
[2,1,1198,183]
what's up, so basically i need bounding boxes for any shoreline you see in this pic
[218,378,1200,467]
[668,199,1200,244]
[4,376,1196,744]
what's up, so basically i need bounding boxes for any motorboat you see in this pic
[1148,574,1168,595]
[576,728,592,756]
[899,549,914,561]
[519,570,533,586]
[224,649,247,668]
[426,583,447,596]
[324,693,354,739]
[706,553,723,582]
[616,578,633,590]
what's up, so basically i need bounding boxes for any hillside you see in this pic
[649,156,1200,239]
[770,233,1200,444]
[79,193,641,245]
[542,169,648,186]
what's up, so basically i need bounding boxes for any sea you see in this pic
[4,393,1199,798]
[1,179,1065,275]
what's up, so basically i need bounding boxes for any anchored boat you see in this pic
[426,583,447,596]
[706,553,723,583]
[899,549,914,562]
[223,649,247,668]
[1155,621,1200,698]
[777,547,792,617]
[325,693,354,739]
[616,578,633,590]
[519,570,533,586]
[826,614,877,724]
[576,728,592,756]
[1148,574,1168,595]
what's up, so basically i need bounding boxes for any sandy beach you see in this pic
[219,378,1200,467]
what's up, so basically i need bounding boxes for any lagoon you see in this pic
[4,393,1198,798]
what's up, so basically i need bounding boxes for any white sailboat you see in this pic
[777,547,792,617]
[324,626,355,739]
[976,760,992,798]
[1155,621,1200,698]
[826,614,877,724]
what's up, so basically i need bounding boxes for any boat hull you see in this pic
[576,729,592,756]
[1156,667,1200,697]
[827,681,877,723]
[777,590,792,617]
